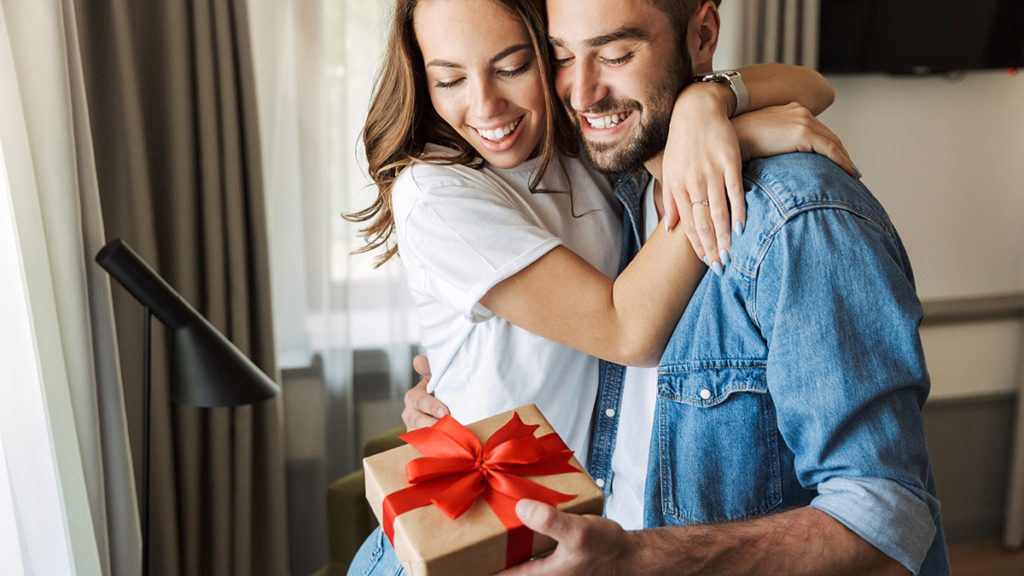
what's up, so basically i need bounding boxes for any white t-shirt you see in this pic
[604,179,659,530]
[391,145,621,467]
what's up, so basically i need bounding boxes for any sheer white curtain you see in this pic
[248,0,418,571]
[0,0,137,574]
[250,0,418,469]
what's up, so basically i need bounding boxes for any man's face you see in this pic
[546,0,690,173]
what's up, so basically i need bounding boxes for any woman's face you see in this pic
[413,0,547,169]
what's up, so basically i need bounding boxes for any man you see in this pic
[408,1,949,574]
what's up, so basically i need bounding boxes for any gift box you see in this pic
[364,403,604,576]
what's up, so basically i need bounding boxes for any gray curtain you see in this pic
[0,0,135,573]
[74,0,289,574]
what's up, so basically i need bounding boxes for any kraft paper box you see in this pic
[363,403,604,576]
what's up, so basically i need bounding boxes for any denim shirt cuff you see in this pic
[810,476,938,574]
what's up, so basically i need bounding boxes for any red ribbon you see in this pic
[381,412,580,567]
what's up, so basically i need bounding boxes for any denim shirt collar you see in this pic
[613,168,650,272]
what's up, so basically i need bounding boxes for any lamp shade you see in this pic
[96,238,279,407]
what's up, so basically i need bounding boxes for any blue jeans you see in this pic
[347,527,405,576]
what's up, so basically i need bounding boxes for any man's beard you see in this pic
[568,54,690,174]
[568,94,673,174]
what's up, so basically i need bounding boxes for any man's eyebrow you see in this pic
[426,44,532,69]
[549,27,649,49]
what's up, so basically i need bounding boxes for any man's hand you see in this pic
[401,355,449,430]
[497,500,628,576]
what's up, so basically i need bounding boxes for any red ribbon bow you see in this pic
[381,412,580,567]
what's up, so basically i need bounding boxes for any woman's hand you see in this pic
[662,83,744,272]
[733,103,859,178]
[401,355,449,430]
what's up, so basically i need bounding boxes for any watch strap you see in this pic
[693,70,748,117]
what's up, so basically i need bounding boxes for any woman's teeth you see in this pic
[477,118,520,142]
[586,113,627,129]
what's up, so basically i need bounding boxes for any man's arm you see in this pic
[500,500,908,576]
[502,162,941,576]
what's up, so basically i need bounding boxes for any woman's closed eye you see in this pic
[434,77,465,89]
[497,61,532,78]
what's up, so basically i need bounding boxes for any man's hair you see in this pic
[650,0,722,57]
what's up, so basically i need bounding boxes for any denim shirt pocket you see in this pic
[655,362,782,524]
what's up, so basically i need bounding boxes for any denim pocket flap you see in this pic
[658,362,767,407]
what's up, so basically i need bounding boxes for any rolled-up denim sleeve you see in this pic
[754,207,940,574]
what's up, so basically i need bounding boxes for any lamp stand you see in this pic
[95,237,280,576]
[142,307,151,576]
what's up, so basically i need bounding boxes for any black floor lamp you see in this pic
[96,238,279,575]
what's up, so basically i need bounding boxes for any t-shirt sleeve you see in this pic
[392,165,563,322]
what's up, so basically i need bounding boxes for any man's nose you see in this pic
[470,77,504,119]
[568,60,606,112]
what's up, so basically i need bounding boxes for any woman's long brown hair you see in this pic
[345,0,578,266]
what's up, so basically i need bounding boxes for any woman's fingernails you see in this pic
[703,256,709,267]
[733,221,744,236]
[665,220,670,232]
[720,250,731,268]
[852,164,862,178]
[712,261,724,276]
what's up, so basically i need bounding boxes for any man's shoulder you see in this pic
[742,152,889,228]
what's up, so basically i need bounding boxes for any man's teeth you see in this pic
[477,119,520,142]
[586,113,627,129]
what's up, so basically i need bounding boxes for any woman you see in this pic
[348,0,850,571]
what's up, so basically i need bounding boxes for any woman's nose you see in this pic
[470,77,505,119]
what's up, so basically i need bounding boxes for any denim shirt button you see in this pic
[595,478,606,488]
[699,388,712,401]
[605,408,616,418]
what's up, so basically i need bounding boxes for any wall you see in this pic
[820,73,1024,301]
[718,0,1024,401]
[821,73,1024,401]
[716,3,1024,306]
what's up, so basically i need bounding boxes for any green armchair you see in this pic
[319,426,406,576]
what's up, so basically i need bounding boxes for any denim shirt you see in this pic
[588,153,950,575]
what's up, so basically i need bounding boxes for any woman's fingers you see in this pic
[688,181,719,270]
[708,175,731,267]
[804,120,857,178]
[662,190,680,231]
[676,193,706,264]
[725,163,746,237]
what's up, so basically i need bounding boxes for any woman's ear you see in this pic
[688,1,721,75]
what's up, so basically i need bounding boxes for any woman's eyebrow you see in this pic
[426,44,532,69]
[489,44,532,64]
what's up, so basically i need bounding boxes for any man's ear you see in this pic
[688,1,720,74]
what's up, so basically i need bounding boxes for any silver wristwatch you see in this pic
[693,70,749,117]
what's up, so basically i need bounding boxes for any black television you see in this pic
[818,0,1024,75]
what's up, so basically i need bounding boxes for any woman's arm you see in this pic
[481,66,841,367]
[481,218,703,367]
[662,64,837,266]
[739,63,834,115]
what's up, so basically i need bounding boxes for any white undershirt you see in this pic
[604,180,660,530]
